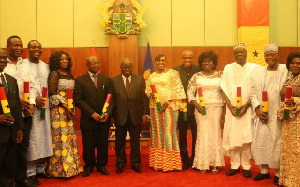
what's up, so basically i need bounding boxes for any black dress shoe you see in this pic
[182,163,188,170]
[15,177,37,187]
[273,176,280,186]
[116,166,124,174]
[253,173,271,181]
[29,176,41,185]
[97,168,109,175]
[226,168,240,176]
[36,171,52,178]
[243,170,252,178]
[132,166,142,173]
[82,168,91,177]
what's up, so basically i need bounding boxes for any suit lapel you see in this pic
[84,73,97,89]
[128,75,135,95]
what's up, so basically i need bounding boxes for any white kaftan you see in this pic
[220,62,259,150]
[250,64,288,168]
[23,59,53,161]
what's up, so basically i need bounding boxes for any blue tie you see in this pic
[1,73,8,94]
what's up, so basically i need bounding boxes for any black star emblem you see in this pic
[6,104,9,109]
[252,50,259,57]
[237,100,240,103]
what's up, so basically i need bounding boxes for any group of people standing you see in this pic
[146,42,300,187]
[0,35,299,187]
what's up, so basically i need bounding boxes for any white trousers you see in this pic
[229,143,251,170]
[260,164,280,176]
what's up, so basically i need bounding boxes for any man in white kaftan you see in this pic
[24,40,53,185]
[250,43,288,185]
[221,42,259,178]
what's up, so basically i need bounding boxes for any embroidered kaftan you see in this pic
[220,62,259,150]
[250,64,288,168]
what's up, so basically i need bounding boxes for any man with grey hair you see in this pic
[111,58,149,174]
[250,43,288,185]
[221,42,259,178]
[74,56,114,177]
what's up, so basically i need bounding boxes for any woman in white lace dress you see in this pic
[187,51,225,173]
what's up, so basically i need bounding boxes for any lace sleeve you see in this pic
[170,70,186,100]
[48,71,65,105]
[187,74,197,102]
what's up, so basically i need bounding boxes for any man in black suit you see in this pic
[74,56,114,177]
[174,50,200,170]
[111,58,149,174]
[0,49,24,187]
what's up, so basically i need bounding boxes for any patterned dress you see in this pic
[145,69,186,171]
[47,71,83,177]
[278,74,300,187]
[187,72,225,170]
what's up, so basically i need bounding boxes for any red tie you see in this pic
[126,78,130,93]
[93,74,97,88]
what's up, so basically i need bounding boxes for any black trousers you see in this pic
[178,112,197,165]
[115,115,141,168]
[16,117,32,181]
[81,128,109,170]
[0,138,16,187]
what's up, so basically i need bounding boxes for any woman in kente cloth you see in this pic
[145,54,186,172]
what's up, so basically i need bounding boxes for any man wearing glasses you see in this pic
[174,50,200,170]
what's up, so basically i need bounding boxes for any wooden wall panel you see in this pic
[21,46,300,131]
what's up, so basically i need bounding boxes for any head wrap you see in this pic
[264,43,278,53]
[233,42,247,50]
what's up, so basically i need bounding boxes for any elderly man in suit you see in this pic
[111,58,149,174]
[74,56,114,177]
[0,49,24,187]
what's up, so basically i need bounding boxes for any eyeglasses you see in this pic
[264,53,277,58]
[182,57,192,60]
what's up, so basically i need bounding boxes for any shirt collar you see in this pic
[7,57,23,64]
[122,74,131,80]
[88,71,97,77]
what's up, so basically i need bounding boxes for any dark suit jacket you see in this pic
[0,73,24,143]
[111,74,149,126]
[74,73,114,130]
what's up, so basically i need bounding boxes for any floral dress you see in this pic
[278,74,300,187]
[47,71,83,177]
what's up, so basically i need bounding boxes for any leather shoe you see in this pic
[182,163,188,170]
[243,169,252,178]
[29,176,41,185]
[97,167,109,175]
[82,168,91,177]
[273,176,280,186]
[15,177,37,187]
[226,168,240,176]
[36,171,52,178]
[253,173,270,181]
[132,166,142,173]
[116,166,124,174]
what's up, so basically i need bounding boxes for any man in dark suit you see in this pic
[111,58,149,174]
[174,50,200,170]
[0,49,24,187]
[74,56,114,177]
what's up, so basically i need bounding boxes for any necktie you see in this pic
[1,73,8,94]
[92,74,97,88]
[126,78,130,93]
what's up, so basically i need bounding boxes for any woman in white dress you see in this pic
[187,50,225,173]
